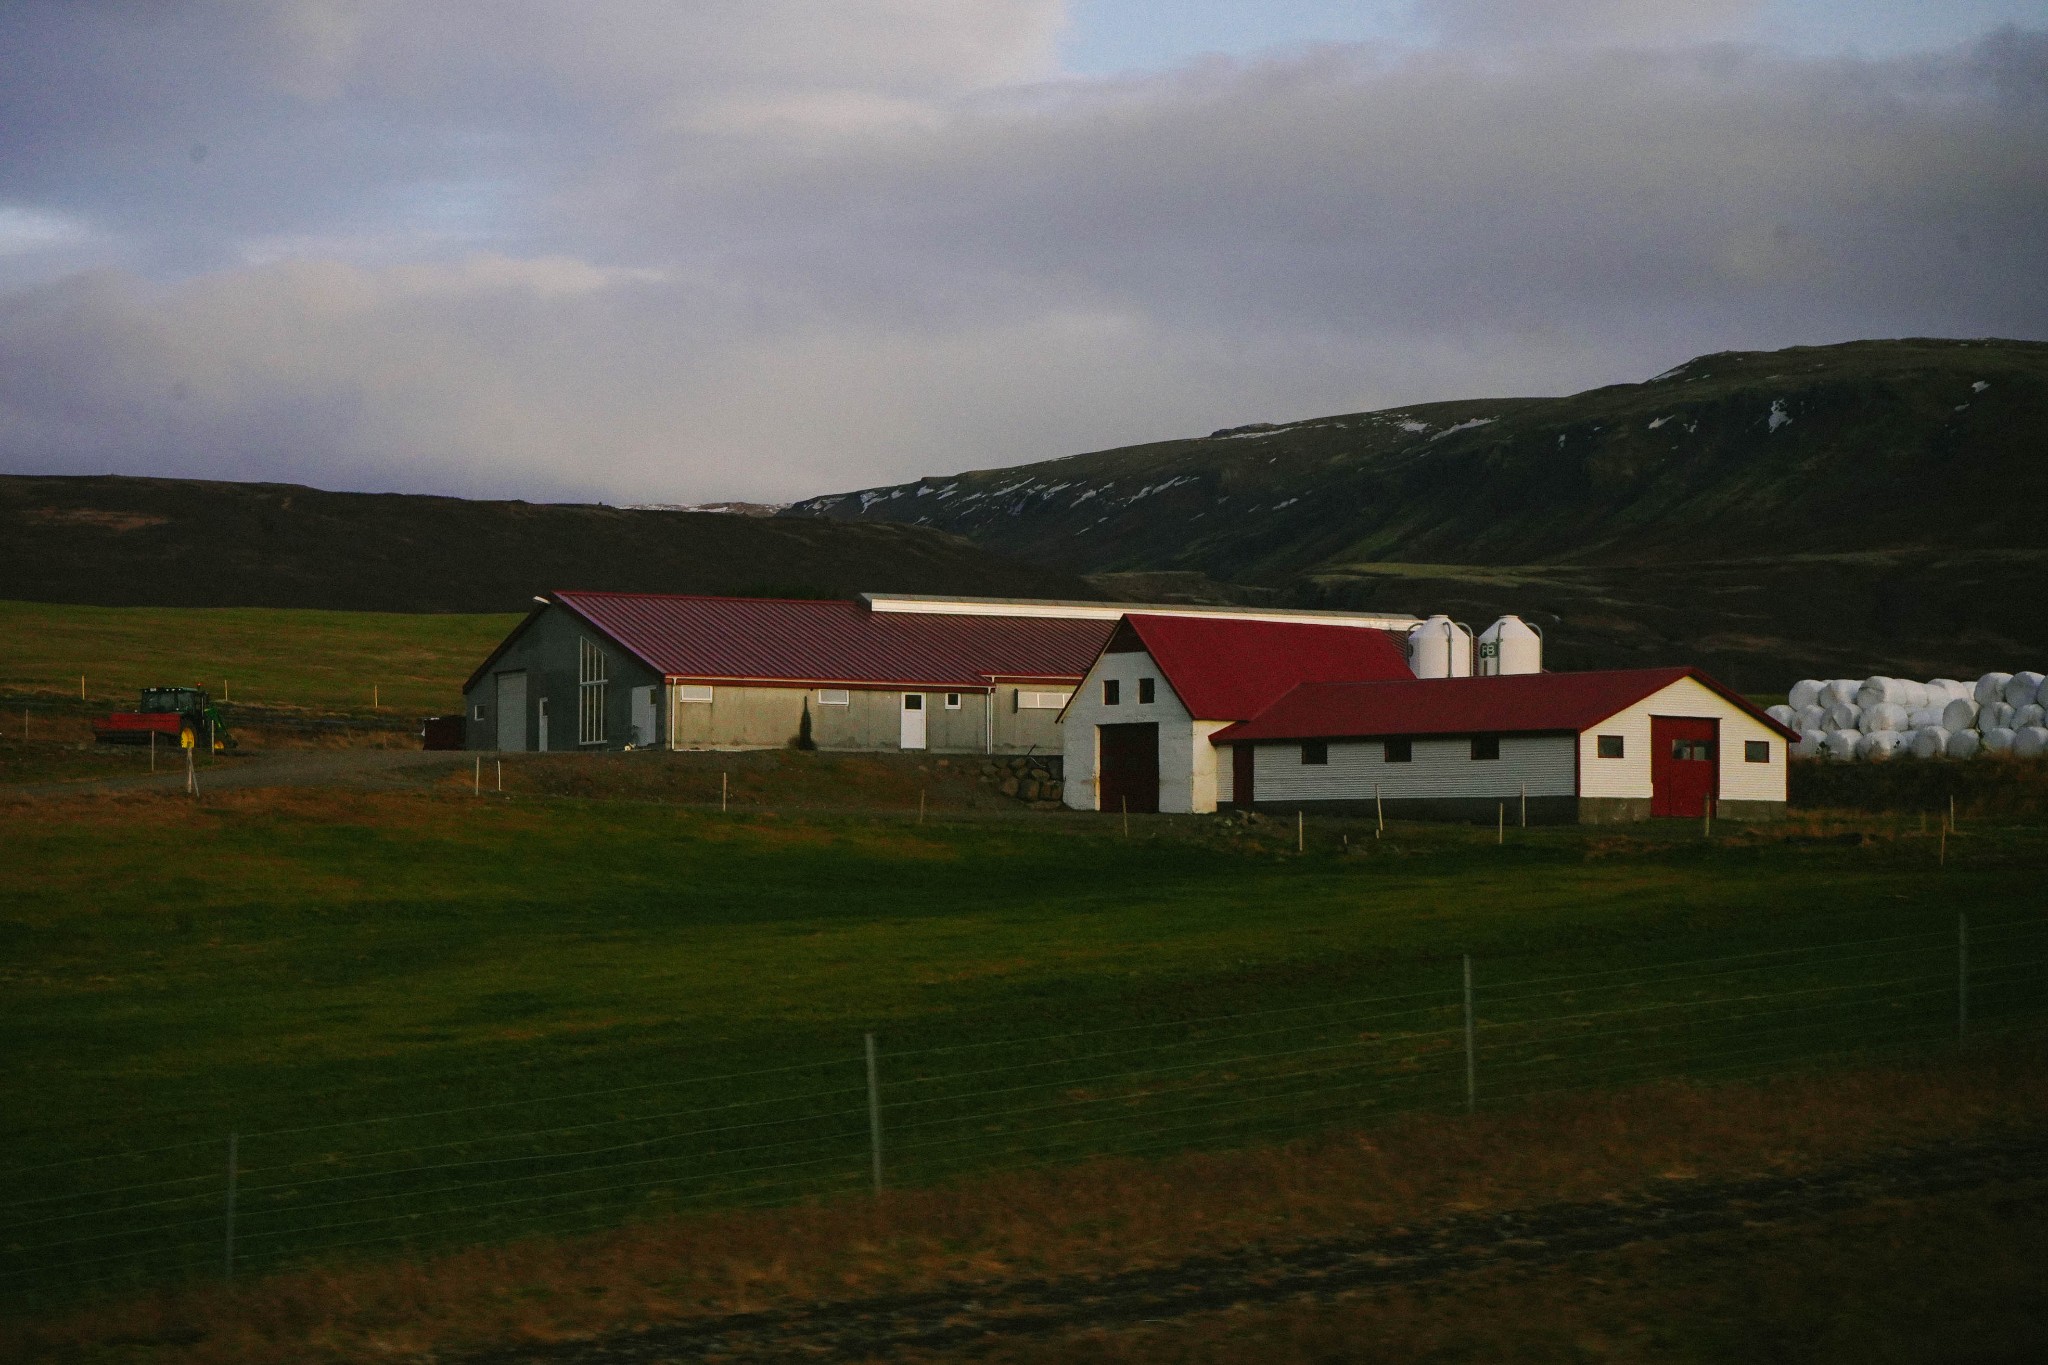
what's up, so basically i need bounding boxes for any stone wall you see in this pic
[979,753,1064,807]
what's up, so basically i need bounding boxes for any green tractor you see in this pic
[92,687,236,752]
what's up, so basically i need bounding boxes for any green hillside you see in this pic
[789,338,2048,686]
[0,475,1097,614]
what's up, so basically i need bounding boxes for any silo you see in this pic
[1476,615,1543,675]
[1407,615,1474,679]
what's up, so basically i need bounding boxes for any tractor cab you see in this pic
[140,687,207,716]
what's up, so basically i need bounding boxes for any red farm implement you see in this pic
[92,687,235,752]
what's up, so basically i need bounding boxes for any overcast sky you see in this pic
[2,2,2043,504]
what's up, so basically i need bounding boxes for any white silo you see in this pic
[1477,615,1543,675]
[1408,615,1474,679]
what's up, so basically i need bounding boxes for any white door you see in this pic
[630,686,657,748]
[536,697,549,753]
[900,692,927,750]
[494,671,527,751]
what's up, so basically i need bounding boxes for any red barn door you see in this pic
[1098,722,1161,814]
[1651,716,1718,817]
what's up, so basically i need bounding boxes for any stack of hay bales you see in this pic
[1774,672,2047,761]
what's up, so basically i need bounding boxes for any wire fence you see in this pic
[4,912,2044,1307]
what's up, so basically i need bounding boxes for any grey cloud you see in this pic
[0,13,2043,504]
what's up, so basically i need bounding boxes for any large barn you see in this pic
[1060,614,1416,814]
[1211,667,1797,823]
[461,592,1418,755]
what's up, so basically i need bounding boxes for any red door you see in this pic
[1098,723,1160,814]
[1651,716,1718,817]
[1231,742,1255,808]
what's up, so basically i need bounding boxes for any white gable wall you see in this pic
[1578,676,1785,804]
[1063,646,1228,813]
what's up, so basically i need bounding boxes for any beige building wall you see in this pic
[1577,676,1786,806]
[666,682,1066,754]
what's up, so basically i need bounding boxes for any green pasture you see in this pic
[3,790,2044,1305]
[0,599,518,717]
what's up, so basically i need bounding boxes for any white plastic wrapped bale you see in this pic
[1797,705,1828,731]
[1930,678,1970,704]
[1947,729,1983,760]
[1789,680,1825,711]
[1823,679,1862,708]
[1856,676,1904,708]
[2013,703,2046,731]
[1907,707,1945,730]
[1766,704,1796,728]
[1941,698,1980,732]
[2005,671,2045,706]
[1823,730,1862,762]
[1861,702,1911,733]
[1793,728,1826,758]
[1983,727,2017,755]
[1825,702,1861,731]
[1909,727,1949,759]
[1979,701,2015,733]
[1976,672,2014,705]
[1902,680,1930,709]
[2015,727,2048,760]
[1857,730,1901,761]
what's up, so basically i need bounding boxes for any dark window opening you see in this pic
[1671,738,1713,762]
[1138,677,1156,704]
[1103,679,1121,705]
[904,693,923,711]
[1597,734,1624,759]
[1383,737,1412,763]
[1745,740,1771,763]
[1471,736,1501,761]
[1301,739,1328,765]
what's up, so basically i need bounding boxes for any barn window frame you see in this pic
[675,684,714,704]
[1383,737,1413,763]
[1138,677,1156,705]
[818,689,851,706]
[1103,679,1121,706]
[578,638,608,746]
[1301,739,1329,765]
[1470,736,1501,761]
[1745,739,1771,763]
[1597,734,1624,758]
[1017,690,1070,710]
[944,692,963,710]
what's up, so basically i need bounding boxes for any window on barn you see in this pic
[1103,679,1121,706]
[1138,677,1156,704]
[945,693,963,710]
[1471,736,1500,761]
[578,638,608,745]
[472,704,485,722]
[1383,738,1412,763]
[1745,740,1771,763]
[1672,738,1713,762]
[818,689,850,706]
[676,684,713,704]
[1301,739,1328,765]
[1597,734,1624,758]
[1017,690,1070,710]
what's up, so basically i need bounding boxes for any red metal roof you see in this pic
[552,591,1112,689]
[1118,614,1414,721]
[1213,667,1801,743]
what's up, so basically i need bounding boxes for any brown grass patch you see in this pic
[6,1051,2045,1365]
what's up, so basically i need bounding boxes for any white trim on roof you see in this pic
[860,593,1417,631]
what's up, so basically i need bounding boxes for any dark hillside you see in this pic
[0,476,1097,613]
[789,338,2048,685]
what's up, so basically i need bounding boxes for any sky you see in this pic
[1,2,2043,505]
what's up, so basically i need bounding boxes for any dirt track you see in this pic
[464,1133,2048,1364]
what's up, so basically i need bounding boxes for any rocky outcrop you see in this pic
[979,754,1063,807]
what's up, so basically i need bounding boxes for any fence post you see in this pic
[864,1032,884,1194]
[1463,955,1476,1113]
[1958,911,1969,1047]
[224,1132,239,1281]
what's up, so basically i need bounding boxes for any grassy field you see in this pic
[3,775,2045,1311]
[0,599,519,718]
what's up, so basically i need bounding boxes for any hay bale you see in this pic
[2004,671,2045,707]
[1857,730,1901,762]
[1823,679,1862,708]
[2013,703,2046,731]
[1861,702,1910,733]
[1930,678,1969,704]
[2014,727,2048,760]
[1797,705,1828,731]
[1792,728,1826,759]
[1941,698,1980,732]
[1946,729,1982,760]
[1976,672,2014,705]
[1823,729,1862,762]
[1789,680,1825,710]
[1980,701,2015,733]
[1825,702,1861,731]
[1856,676,1901,708]
[1900,680,1931,709]
[1983,726,2017,755]
[1907,707,1945,730]
[1767,704,1796,727]
[1909,727,1949,760]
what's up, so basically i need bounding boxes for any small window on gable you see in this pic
[1383,737,1412,763]
[1597,734,1624,759]
[473,704,485,722]
[818,689,850,706]
[1103,679,1121,706]
[1301,739,1328,765]
[944,692,962,710]
[1138,677,1156,704]
[676,685,714,704]
[1471,736,1501,761]
[1745,739,1771,763]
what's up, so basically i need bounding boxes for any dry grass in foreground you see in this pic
[6,1050,2046,1365]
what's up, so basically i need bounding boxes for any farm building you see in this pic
[461,591,1417,755]
[1060,614,1416,814]
[1211,667,1797,823]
